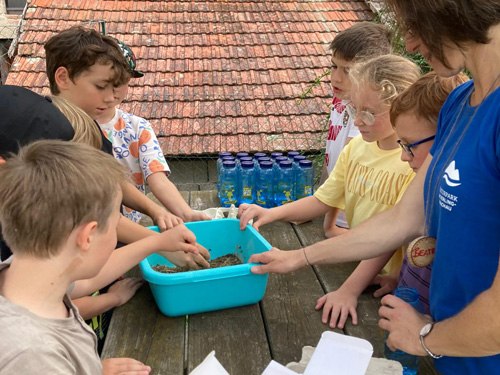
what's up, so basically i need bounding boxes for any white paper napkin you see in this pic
[303,331,373,375]
[189,351,229,375]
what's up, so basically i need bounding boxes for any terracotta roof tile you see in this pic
[6,0,372,155]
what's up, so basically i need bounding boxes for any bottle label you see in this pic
[221,185,237,204]
[242,186,252,197]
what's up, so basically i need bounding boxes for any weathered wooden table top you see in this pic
[101,190,438,375]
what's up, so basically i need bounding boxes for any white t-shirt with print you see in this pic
[324,96,359,228]
[99,109,170,223]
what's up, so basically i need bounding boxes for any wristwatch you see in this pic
[419,322,443,359]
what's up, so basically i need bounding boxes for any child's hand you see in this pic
[151,206,184,232]
[107,278,143,307]
[156,224,199,255]
[186,210,212,222]
[163,250,210,269]
[371,274,398,298]
[102,358,151,374]
[315,289,359,329]
[238,203,271,231]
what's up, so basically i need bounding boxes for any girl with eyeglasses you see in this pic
[314,54,421,328]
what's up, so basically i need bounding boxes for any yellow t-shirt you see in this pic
[314,135,415,274]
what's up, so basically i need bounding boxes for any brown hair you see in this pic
[44,26,131,95]
[349,54,421,106]
[385,0,500,68]
[330,21,392,61]
[0,140,126,258]
[390,71,470,126]
[51,96,103,149]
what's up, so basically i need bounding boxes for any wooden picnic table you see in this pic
[101,190,438,375]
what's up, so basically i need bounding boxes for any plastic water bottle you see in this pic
[238,161,255,205]
[274,156,289,176]
[295,159,314,200]
[254,156,270,188]
[272,156,289,200]
[384,287,423,375]
[255,160,274,208]
[275,160,295,206]
[292,155,306,195]
[219,160,238,207]
[217,155,235,199]
[217,152,232,176]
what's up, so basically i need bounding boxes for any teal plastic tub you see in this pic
[139,219,271,316]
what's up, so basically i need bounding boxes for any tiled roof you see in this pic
[6,0,373,156]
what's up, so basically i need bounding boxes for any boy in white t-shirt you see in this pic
[96,39,211,225]
[322,22,392,233]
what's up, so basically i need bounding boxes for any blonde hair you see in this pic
[349,55,421,106]
[51,96,103,149]
[390,71,470,126]
[0,140,126,258]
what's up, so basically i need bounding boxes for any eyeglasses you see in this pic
[346,103,388,126]
[397,135,436,157]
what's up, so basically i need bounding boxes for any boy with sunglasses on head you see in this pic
[44,26,209,233]
[389,71,469,314]
[239,55,419,328]
[96,36,211,226]
[321,21,392,234]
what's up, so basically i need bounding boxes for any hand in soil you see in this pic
[153,254,243,274]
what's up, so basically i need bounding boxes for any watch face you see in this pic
[420,323,432,336]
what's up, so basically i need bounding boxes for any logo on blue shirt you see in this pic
[443,161,461,187]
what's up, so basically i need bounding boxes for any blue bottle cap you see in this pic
[236,152,249,159]
[259,161,273,169]
[270,152,283,159]
[218,151,232,158]
[256,156,271,162]
[275,156,289,162]
[222,160,236,168]
[287,151,300,157]
[293,155,306,162]
[240,156,253,163]
[254,152,267,158]
[241,161,254,169]
[222,155,235,161]
[279,160,293,168]
[299,160,313,167]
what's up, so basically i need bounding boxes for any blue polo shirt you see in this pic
[425,80,500,374]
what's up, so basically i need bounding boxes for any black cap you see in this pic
[0,85,74,158]
[114,38,144,78]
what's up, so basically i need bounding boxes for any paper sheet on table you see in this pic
[189,350,229,375]
[303,331,373,375]
[262,360,299,375]
[189,331,378,375]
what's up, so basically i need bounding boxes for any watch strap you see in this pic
[419,323,443,359]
